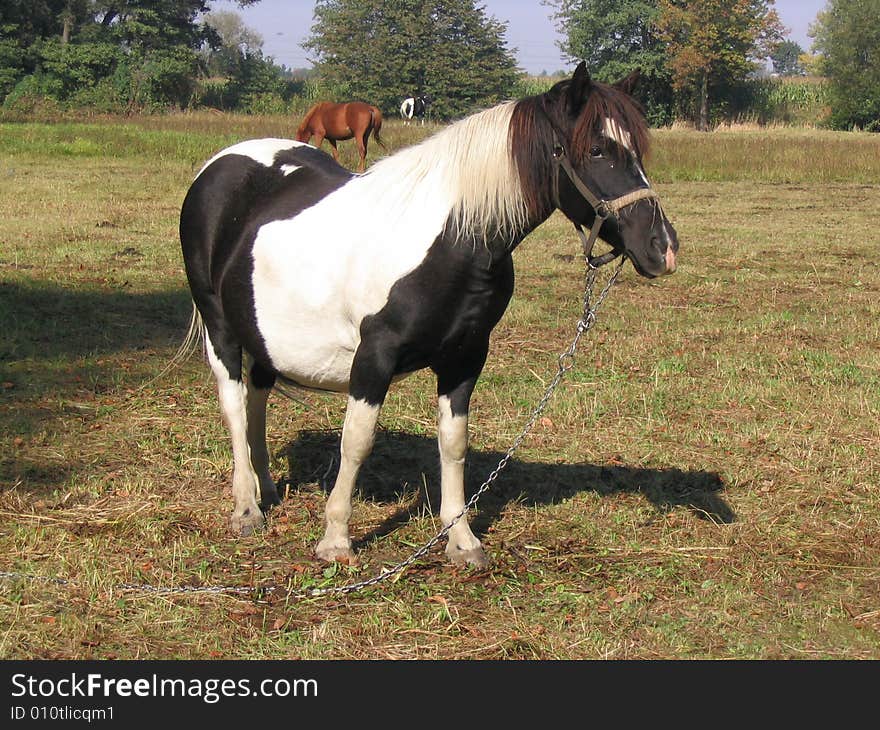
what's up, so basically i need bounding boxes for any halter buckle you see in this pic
[595,201,614,221]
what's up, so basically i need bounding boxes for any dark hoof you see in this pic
[259,494,282,511]
[259,482,282,508]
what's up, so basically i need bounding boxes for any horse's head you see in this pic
[540,62,678,278]
[295,128,311,144]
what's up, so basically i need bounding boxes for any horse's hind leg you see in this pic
[203,329,264,536]
[247,360,280,509]
[356,131,370,173]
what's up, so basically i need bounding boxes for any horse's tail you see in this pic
[370,106,386,149]
[136,301,204,391]
[174,301,205,365]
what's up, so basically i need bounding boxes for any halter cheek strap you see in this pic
[550,135,660,268]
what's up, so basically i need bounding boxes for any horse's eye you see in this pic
[590,145,603,158]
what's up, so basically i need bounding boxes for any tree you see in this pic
[303,0,519,119]
[810,0,880,131]
[0,0,72,97]
[798,52,823,77]
[545,0,674,125]
[202,9,264,76]
[770,39,804,76]
[655,0,784,130]
[0,0,264,109]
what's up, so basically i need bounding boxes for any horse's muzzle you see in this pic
[653,218,678,276]
[639,231,677,277]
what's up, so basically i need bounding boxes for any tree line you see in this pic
[0,0,877,130]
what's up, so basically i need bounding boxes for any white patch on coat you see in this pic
[250,176,442,389]
[603,116,651,186]
[195,138,310,181]
[604,116,676,249]
[437,395,481,551]
[249,102,527,390]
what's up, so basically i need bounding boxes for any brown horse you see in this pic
[295,101,384,172]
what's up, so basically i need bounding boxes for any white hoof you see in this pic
[315,538,355,564]
[446,542,489,568]
[230,507,264,537]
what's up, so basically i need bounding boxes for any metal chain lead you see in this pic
[283,255,622,600]
[0,258,624,601]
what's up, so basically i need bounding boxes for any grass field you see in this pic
[1,113,879,659]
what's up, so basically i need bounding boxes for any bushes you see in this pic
[2,43,201,113]
[0,59,837,128]
[811,0,880,131]
[506,73,827,128]
[37,40,122,98]
[130,47,200,110]
[712,76,831,126]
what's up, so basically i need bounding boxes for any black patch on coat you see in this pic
[349,232,515,412]
[179,144,352,379]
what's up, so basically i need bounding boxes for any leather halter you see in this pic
[550,132,660,268]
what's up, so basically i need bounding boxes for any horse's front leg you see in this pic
[315,396,381,562]
[436,376,488,568]
[315,396,382,562]
[316,344,392,563]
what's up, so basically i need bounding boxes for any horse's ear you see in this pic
[614,69,641,96]
[567,61,592,114]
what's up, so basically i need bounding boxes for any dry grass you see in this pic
[651,127,880,183]
[1,116,879,659]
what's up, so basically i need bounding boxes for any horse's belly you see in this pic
[256,306,358,391]
[276,346,355,392]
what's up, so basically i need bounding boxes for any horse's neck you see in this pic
[477,220,546,268]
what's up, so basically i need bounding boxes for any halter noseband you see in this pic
[550,133,660,269]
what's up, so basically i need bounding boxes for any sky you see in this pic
[212,0,829,76]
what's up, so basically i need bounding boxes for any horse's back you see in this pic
[180,138,352,306]
[342,101,379,130]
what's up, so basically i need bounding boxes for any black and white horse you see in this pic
[400,93,430,125]
[179,63,678,568]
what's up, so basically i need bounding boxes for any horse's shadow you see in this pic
[281,429,734,549]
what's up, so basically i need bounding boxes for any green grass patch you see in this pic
[1,116,879,659]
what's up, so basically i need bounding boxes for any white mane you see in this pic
[362,101,528,242]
